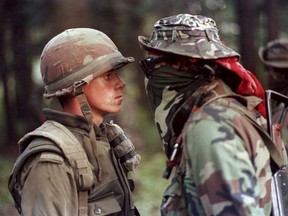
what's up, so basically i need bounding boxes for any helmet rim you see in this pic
[40,28,134,98]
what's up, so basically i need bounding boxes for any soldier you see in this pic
[8,28,141,216]
[138,14,274,215]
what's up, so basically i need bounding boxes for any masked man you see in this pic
[138,14,275,215]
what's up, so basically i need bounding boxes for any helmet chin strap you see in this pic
[50,97,65,111]
[74,84,102,182]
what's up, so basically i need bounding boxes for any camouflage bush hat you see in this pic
[138,14,240,59]
[259,38,288,68]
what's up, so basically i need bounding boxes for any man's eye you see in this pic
[104,71,120,80]
[105,72,113,79]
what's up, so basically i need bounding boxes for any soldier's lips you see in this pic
[115,95,123,102]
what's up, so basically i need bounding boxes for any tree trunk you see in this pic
[0,1,18,143]
[236,0,258,73]
[266,0,279,41]
[51,0,92,35]
[10,0,34,125]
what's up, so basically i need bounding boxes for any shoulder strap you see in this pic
[8,137,62,214]
[201,94,286,169]
[10,120,93,216]
[229,101,287,170]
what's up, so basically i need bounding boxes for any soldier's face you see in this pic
[82,69,126,124]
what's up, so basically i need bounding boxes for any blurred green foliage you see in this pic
[134,152,169,215]
[0,157,18,216]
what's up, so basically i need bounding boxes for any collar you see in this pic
[43,108,91,133]
[170,79,263,137]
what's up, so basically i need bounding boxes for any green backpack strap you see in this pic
[229,101,287,170]
[9,120,94,216]
[201,93,287,170]
[8,138,62,214]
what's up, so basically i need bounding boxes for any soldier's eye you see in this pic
[104,71,113,80]
[103,70,120,81]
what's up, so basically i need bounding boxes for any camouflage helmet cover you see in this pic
[40,28,134,98]
[138,14,240,59]
[258,38,288,68]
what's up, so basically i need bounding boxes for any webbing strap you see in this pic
[233,104,286,168]
[202,93,286,168]
[119,151,136,163]
[18,120,94,216]
[74,89,93,122]
[110,133,126,148]
[8,141,63,214]
[78,191,89,216]
[75,91,102,181]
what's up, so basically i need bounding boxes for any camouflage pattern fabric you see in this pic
[144,58,213,157]
[160,80,272,216]
[139,13,266,117]
[139,13,272,215]
[143,59,272,214]
[138,14,240,60]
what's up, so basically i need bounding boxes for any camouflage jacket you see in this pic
[161,80,272,216]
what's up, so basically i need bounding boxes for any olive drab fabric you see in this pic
[8,27,139,216]
[38,29,136,182]
[8,109,139,216]
[8,120,94,216]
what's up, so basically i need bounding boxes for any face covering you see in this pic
[145,64,209,156]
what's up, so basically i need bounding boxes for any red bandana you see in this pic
[213,57,266,118]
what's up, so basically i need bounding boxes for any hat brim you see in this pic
[138,35,240,60]
[258,47,288,68]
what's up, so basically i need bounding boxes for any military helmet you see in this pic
[138,14,240,60]
[259,38,288,68]
[40,28,134,98]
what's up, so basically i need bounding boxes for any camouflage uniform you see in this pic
[138,14,272,215]
[8,28,140,216]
